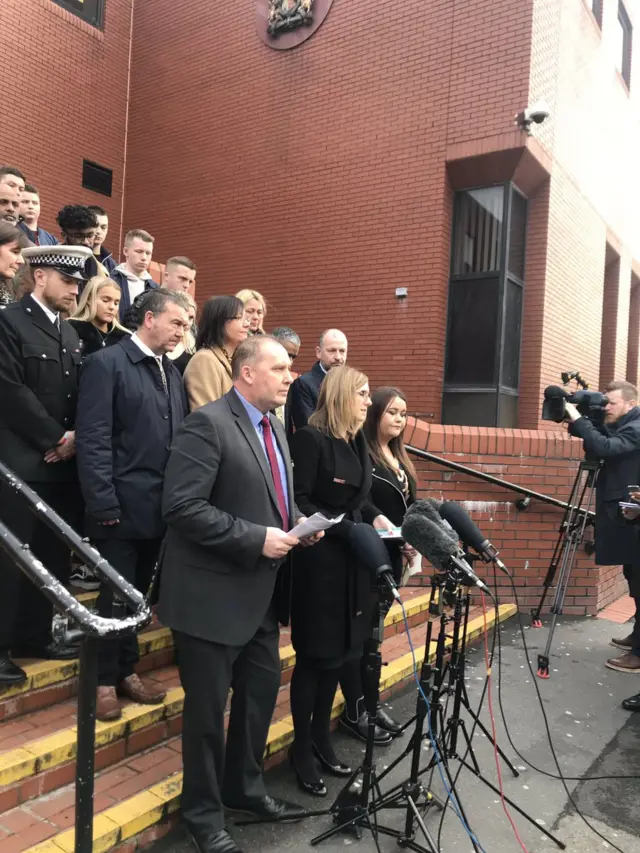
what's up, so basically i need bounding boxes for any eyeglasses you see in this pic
[356,389,371,400]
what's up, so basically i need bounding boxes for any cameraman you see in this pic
[565,380,640,676]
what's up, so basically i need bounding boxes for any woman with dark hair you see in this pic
[0,221,29,306]
[287,367,395,796]
[338,387,419,744]
[69,275,130,357]
[183,295,250,410]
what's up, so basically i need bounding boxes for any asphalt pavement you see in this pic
[151,612,640,853]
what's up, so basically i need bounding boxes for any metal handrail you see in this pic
[406,444,595,517]
[0,462,153,853]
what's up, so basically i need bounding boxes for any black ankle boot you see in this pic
[376,703,404,736]
[339,698,392,745]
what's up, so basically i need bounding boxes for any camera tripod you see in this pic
[531,457,599,678]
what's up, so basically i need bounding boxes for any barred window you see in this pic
[52,0,104,28]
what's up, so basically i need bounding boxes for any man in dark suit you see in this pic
[289,328,348,430]
[0,245,91,684]
[159,335,322,853]
[75,289,191,721]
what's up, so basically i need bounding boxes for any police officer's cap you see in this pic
[22,245,93,282]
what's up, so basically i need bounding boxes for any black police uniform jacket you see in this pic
[0,295,81,483]
[569,407,640,565]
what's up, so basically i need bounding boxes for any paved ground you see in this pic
[152,612,640,853]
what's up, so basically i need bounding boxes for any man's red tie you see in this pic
[260,415,289,531]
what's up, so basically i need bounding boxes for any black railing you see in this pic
[406,444,594,517]
[0,462,152,853]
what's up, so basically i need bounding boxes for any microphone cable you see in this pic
[495,566,632,853]
[479,590,531,853]
[400,596,490,853]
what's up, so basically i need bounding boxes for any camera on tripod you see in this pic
[542,370,608,425]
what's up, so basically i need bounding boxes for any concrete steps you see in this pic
[0,587,516,853]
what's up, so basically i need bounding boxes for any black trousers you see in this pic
[0,480,82,654]
[623,563,640,656]
[95,537,161,686]
[174,607,280,837]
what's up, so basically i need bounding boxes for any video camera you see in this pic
[542,371,608,425]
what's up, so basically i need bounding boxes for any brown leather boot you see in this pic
[117,673,166,705]
[96,686,122,721]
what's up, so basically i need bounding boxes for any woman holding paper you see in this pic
[287,366,394,796]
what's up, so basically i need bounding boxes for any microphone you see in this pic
[348,523,401,601]
[401,509,490,593]
[438,501,508,573]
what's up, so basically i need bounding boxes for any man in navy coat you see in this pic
[75,288,190,721]
[288,328,348,430]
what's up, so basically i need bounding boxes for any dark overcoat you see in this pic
[569,408,640,565]
[288,425,378,663]
[75,336,187,539]
[289,361,325,431]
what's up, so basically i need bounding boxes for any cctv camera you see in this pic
[524,100,550,124]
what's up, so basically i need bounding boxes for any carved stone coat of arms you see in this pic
[267,0,314,37]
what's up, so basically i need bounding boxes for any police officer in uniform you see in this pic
[0,245,91,684]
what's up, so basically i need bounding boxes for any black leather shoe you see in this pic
[312,742,352,777]
[0,655,27,685]
[622,692,640,711]
[376,704,404,736]
[12,641,79,661]
[289,745,327,796]
[339,709,392,745]
[226,794,305,822]
[188,828,243,853]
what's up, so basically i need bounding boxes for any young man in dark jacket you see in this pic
[75,288,190,721]
[88,205,116,274]
[110,228,159,326]
[18,185,58,246]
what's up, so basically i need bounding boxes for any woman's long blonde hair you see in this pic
[72,276,130,333]
[309,365,368,441]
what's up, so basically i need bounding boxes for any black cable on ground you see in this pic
[498,572,630,853]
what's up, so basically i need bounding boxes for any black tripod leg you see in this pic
[458,757,566,849]
[460,684,519,777]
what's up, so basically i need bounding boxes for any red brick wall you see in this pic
[407,419,627,614]
[123,0,535,417]
[0,0,132,248]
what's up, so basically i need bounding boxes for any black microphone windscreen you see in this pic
[401,512,457,569]
[438,501,487,552]
[348,523,393,574]
[544,385,568,399]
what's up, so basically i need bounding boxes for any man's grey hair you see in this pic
[232,334,284,380]
[272,326,300,346]
[319,328,347,348]
[136,288,190,327]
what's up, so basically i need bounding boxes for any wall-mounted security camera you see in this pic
[515,100,550,133]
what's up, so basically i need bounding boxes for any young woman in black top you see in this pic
[338,387,419,743]
[69,276,130,357]
[288,367,395,796]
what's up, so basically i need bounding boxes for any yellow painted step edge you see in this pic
[22,604,516,853]
[0,593,435,704]
[0,597,503,788]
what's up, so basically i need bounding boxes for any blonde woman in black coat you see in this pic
[288,366,394,796]
[338,387,419,742]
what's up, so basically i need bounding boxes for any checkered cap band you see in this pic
[25,253,86,269]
